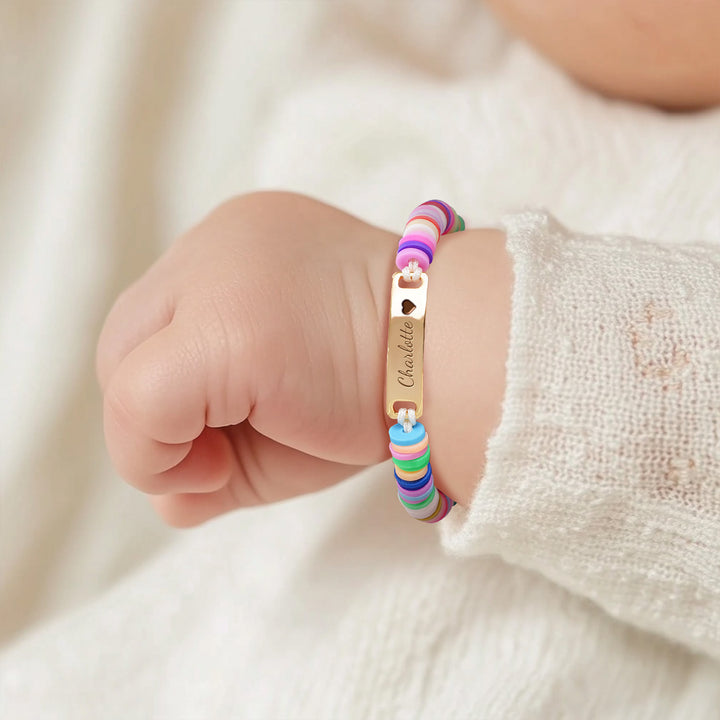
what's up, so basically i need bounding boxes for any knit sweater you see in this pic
[443,210,720,660]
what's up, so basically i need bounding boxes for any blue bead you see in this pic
[394,464,433,491]
[398,482,435,505]
[389,422,426,447]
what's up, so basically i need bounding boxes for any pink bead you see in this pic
[400,231,437,252]
[389,442,429,462]
[396,247,431,272]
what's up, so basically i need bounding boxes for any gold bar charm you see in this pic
[385,272,428,419]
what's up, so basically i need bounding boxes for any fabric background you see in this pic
[1,1,719,717]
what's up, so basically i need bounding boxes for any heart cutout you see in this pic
[401,299,416,315]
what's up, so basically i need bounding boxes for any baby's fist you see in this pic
[97,192,395,526]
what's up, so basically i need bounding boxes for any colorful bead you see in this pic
[397,478,434,498]
[397,478,432,503]
[396,246,431,272]
[420,491,451,523]
[403,490,440,519]
[389,435,428,455]
[407,214,442,234]
[394,467,428,482]
[389,422,426,446]
[404,219,440,241]
[388,200,464,523]
[397,239,434,263]
[392,446,431,473]
[401,230,438,251]
[389,442,429,462]
[426,199,454,229]
[396,200,465,273]
[405,216,440,233]
[398,483,435,506]
[394,464,432,490]
[395,463,432,490]
[399,486,436,510]
[408,204,447,232]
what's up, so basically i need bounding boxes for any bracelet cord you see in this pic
[389,200,464,523]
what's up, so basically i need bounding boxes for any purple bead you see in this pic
[399,482,435,504]
[396,247,431,272]
[397,477,434,498]
[397,239,434,263]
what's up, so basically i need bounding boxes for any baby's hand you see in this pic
[97,192,396,526]
[97,191,511,526]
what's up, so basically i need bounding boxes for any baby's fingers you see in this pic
[103,321,211,482]
[111,427,233,496]
[96,266,175,392]
[104,315,367,527]
[149,423,365,527]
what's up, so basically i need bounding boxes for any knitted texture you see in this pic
[441,210,720,659]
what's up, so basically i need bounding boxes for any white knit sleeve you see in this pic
[440,210,720,659]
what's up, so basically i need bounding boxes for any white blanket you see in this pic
[2,1,719,717]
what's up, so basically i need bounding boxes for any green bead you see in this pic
[400,487,437,510]
[393,446,431,472]
[458,215,465,232]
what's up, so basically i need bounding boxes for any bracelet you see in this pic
[384,200,464,522]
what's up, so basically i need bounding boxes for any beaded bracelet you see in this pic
[385,200,465,522]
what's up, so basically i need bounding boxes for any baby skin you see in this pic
[97,192,512,527]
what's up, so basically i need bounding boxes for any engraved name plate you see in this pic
[385,272,428,419]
